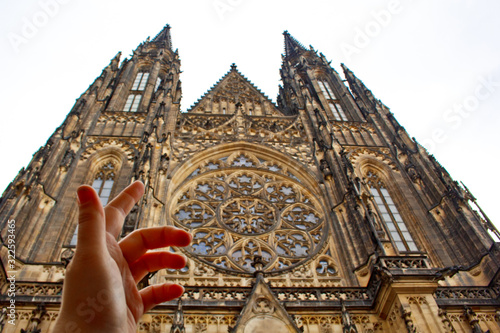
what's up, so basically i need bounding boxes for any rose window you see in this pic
[221,198,276,235]
[171,152,326,274]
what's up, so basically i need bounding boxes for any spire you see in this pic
[152,24,173,50]
[283,30,306,58]
[341,63,377,109]
[341,63,358,84]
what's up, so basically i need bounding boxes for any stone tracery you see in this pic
[170,150,327,274]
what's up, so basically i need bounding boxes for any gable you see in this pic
[230,275,301,333]
[188,64,283,117]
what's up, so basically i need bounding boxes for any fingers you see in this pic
[76,185,106,252]
[119,226,192,264]
[140,283,184,313]
[104,181,145,238]
[129,251,187,283]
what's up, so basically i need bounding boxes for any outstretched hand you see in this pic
[53,181,192,333]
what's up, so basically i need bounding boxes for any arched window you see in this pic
[91,162,115,205]
[366,171,418,252]
[123,94,142,112]
[154,77,162,92]
[123,71,150,112]
[318,79,347,121]
[132,72,149,91]
[70,162,116,246]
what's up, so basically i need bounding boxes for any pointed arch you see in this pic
[365,170,418,252]
[90,162,116,206]
[85,148,127,203]
[315,74,347,121]
[124,64,154,112]
[70,150,126,245]
[357,160,419,253]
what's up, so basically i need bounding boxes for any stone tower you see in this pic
[1,25,500,332]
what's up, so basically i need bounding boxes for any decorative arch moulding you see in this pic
[80,137,140,161]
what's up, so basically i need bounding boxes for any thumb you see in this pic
[75,185,106,253]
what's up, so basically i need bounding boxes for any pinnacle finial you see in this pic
[283,30,306,58]
[230,63,237,71]
[251,255,264,277]
[151,24,173,50]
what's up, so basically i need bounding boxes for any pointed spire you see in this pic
[341,63,377,109]
[341,63,359,85]
[109,51,121,70]
[341,63,352,75]
[283,30,307,58]
[341,63,363,89]
[152,24,173,50]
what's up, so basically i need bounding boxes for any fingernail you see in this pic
[77,187,93,205]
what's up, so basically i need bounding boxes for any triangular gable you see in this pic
[230,275,301,333]
[188,64,283,117]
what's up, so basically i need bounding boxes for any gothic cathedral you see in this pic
[1,25,500,332]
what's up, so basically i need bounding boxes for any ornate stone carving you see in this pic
[401,305,418,333]
[13,284,62,296]
[21,304,46,333]
[438,309,457,333]
[380,257,429,269]
[60,248,74,267]
[171,151,326,275]
[173,112,314,167]
[252,297,274,314]
[407,296,428,305]
[98,111,147,124]
[346,147,398,171]
[81,137,139,161]
[434,287,498,301]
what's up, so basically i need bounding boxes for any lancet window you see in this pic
[123,94,142,112]
[70,162,116,246]
[318,79,347,121]
[154,77,162,92]
[70,162,117,245]
[91,162,116,206]
[366,171,418,252]
[132,72,150,91]
[123,71,150,111]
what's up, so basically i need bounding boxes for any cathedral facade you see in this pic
[1,25,500,332]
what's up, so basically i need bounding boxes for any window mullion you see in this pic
[378,189,409,251]
[379,187,416,252]
[132,72,143,90]
[138,73,149,90]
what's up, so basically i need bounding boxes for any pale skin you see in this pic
[52,181,192,332]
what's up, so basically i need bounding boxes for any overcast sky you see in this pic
[1,0,499,226]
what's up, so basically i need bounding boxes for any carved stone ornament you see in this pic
[171,151,327,274]
[252,297,274,314]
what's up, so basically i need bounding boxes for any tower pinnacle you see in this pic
[152,24,173,50]
[283,30,307,58]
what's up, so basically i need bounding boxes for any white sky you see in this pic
[1,0,499,226]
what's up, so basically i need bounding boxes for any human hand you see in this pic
[52,181,191,333]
